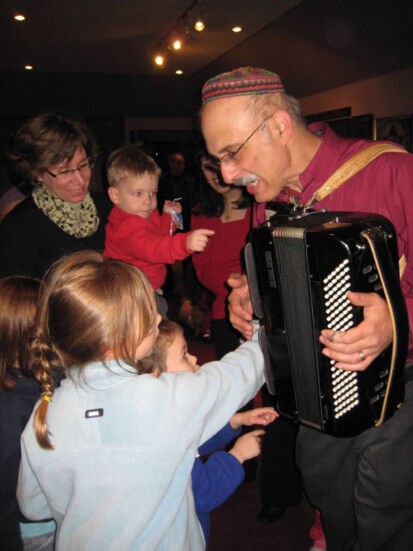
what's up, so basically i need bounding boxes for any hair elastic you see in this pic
[41,392,53,403]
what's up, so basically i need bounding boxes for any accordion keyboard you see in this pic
[323,258,360,419]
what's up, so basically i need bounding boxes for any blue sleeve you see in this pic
[198,423,241,456]
[192,451,245,514]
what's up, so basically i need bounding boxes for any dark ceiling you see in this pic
[1,0,413,114]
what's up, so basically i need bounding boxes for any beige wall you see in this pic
[124,67,413,140]
[299,67,413,119]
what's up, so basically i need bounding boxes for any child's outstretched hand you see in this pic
[230,407,278,429]
[187,229,215,252]
[229,429,265,464]
[163,200,182,214]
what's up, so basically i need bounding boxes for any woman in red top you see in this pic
[191,149,252,359]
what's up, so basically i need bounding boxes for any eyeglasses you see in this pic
[46,159,95,181]
[207,113,274,171]
[201,159,220,173]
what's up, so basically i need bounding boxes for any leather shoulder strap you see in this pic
[306,143,407,207]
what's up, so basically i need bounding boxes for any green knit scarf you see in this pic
[32,184,99,238]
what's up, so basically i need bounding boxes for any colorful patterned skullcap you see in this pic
[201,67,285,105]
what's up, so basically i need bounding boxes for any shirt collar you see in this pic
[297,121,347,204]
[253,121,343,221]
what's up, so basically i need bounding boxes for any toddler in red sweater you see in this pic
[104,145,214,315]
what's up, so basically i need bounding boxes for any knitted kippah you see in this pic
[201,67,285,105]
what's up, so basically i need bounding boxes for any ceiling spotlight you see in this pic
[193,0,206,32]
[14,14,26,21]
[194,20,205,32]
[232,26,242,33]
[176,70,183,75]
[154,54,165,67]
[24,65,33,70]
[172,39,182,50]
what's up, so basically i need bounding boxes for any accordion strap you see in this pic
[361,227,409,425]
[305,143,407,208]
[306,142,408,279]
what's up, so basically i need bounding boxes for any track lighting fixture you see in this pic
[153,1,207,68]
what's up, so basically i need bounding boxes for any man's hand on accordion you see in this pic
[319,291,393,371]
[227,273,255,340]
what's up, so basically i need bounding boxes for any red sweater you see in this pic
[104,205,191,290]
[191,209,251,319]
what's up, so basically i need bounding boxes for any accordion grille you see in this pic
[323,258,360,418]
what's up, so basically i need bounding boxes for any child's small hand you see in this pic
[229,429,265,464]
[230,407,278,429]
[187,229,215,252]
[163,200,182,214]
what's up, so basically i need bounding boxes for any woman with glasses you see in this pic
[0,112,110,278]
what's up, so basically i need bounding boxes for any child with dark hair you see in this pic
[139,319,277,545]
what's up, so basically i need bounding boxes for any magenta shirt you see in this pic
[254,122,413,362]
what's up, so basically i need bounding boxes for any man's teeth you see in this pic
[242,180,258,187]
[234,178,258,187]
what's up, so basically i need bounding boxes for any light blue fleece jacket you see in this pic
[17,336,264,551]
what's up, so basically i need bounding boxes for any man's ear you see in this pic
[108,186,119,205]
[269,110,293,146]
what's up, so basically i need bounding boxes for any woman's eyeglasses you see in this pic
[46,159,95,181]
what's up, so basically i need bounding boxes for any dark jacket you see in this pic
[0,377,40,550]
[0,192,111,279]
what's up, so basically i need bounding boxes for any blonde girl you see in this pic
[17,250,265,551]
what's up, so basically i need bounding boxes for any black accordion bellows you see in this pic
[245,204,409,437]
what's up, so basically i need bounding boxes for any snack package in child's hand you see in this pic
[164,204,184,231]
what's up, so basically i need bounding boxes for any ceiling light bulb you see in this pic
[172,39,182,50]
[194,20,205,32]
[154,55,164,66]
[14,14,26,21]
[25,65,33,70]
[232,26,242,33]
[176,69,183,75]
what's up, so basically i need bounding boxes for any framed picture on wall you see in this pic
[328,114,374,140]
[375,114,413,152]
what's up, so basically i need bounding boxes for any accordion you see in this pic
[245,204,409,437]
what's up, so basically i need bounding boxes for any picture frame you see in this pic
[328,114,374,140]
[306,111,374,140]
[375,114,413,152]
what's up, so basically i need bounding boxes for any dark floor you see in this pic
[209,482,314,551]
[185,336,315,551]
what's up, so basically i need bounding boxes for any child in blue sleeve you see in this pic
[139,319,278,544]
